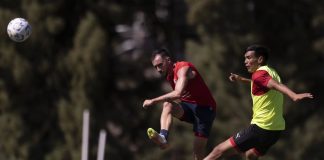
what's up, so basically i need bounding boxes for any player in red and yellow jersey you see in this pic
[143,48,216,160]
[204,45,313,160]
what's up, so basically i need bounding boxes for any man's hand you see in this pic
[229,73,251,83]
[229,73,241,82]
[143,99,155,109]
[292,93,313,102]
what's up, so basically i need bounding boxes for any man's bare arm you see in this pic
[229,73,251,83]
[267,79,313,101]
[143,66,192,108]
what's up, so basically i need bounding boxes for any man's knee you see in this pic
[245,149,259,160]
[163,101,172,108]
[162,102,173,112]
[162,102,183,117]
[162,102,176,116]
[211,144,227,155]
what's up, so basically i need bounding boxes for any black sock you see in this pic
[160,129,169,140]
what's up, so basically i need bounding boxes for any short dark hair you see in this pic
[151,48,173,61]
[246,44,269,64]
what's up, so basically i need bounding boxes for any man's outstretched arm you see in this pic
[267,79,313,101]
[229,73,251,83]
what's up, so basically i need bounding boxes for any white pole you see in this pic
[82,109,90,160]
[97,130,107,160]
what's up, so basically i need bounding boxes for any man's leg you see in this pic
[245,149,259,160]
[147,101,184,149]
[193,136,207,160]
[203,138,237,160]
[160,101,184,131]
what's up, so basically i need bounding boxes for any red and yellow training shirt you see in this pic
[250,65,285,130]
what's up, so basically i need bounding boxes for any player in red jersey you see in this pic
[143,48,217,160]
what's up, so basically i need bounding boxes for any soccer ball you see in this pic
[7,18,32,42]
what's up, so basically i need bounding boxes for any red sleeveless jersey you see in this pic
[166,61,216,110]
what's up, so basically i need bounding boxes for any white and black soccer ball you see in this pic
[7,18,32,42]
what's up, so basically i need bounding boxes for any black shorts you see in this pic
[230,124,282,155]
[179,102,216,138]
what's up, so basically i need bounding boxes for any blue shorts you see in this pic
[178,102,216,138]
